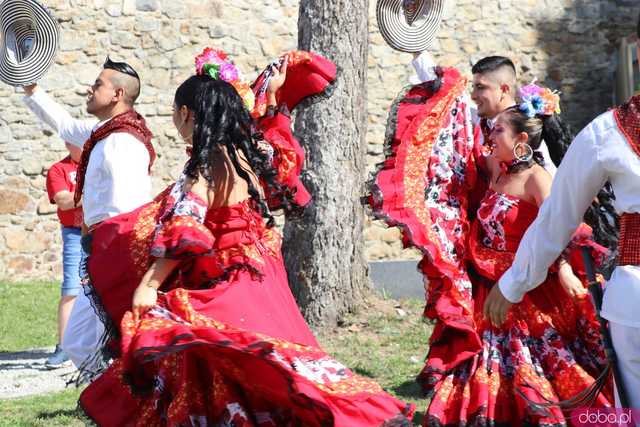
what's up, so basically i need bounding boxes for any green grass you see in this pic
[0,389,84,427]
[318,296,432,424]
[0,282,432,425]
[0,281,59,352]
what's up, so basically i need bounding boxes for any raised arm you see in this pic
[22,84,97,147]
[411,51,438,83]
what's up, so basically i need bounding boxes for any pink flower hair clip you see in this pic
[194,48,255,110]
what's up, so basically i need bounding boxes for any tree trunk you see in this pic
[282,0,370,327]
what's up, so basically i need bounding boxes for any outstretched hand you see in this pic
[267,55,289,95]
[483,284,513,327]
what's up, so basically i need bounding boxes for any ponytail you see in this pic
[540,114,573,167]
[540,113,619,276]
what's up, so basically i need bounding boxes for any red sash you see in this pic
[613,96,640,265]
[614,94,640,158]
[74,110,155,205]
[618,213,640,266]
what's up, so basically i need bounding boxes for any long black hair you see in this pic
[503,106,619,276]
[541,113,618,277]
[174,75,281,226]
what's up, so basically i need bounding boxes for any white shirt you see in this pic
[23,89,152,226]
[498,110,640,328]
[410,51,438,84]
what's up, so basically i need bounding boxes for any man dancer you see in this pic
[471,55,518,133]
[470,55,557,175]
[23,57,154,371]
[485,14,640,412]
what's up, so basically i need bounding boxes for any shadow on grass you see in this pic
[412,412,424,426]
[0,349,51,361]
[352,366,376,378]
[0,349,58,372]
[392,379,423,399]
[36,408,81,419]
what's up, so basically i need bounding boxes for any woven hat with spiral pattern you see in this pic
[376,0,444,53]
[0,0,60,87]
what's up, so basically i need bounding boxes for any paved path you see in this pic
[0,347,76,399]
[369,260,425,299]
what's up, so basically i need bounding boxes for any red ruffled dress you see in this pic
[79,51,414,427]
[420,190,612,425]
[366,66,613,426]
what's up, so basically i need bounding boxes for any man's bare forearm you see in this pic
[53,190,79,210]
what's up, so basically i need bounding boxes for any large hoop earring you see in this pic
[513,143,533,162]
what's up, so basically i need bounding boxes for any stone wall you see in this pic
[0,0,637,280]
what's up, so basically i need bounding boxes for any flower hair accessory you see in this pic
[518,82,561,118]
[194,48,255,111]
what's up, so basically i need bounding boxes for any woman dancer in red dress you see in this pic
[79,49,413,426]
[368,75,613,425]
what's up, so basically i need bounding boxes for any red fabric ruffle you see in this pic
[367,66,613,425]
[257,109,311,208]
[87,186,173,336]
[368,68,476,271]
[150,191,214,259]
[368,68,482,375]
[81,288,413,427]
[151,215,215,259]
[251,50,337,118]
[251,51,337,210]
[82,183,413,426]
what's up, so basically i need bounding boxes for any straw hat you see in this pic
[376,0,444,53]
[0,0,59,86]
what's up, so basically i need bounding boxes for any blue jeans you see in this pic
[61,226,83,297]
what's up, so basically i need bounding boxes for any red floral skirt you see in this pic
[419,269,612,426]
